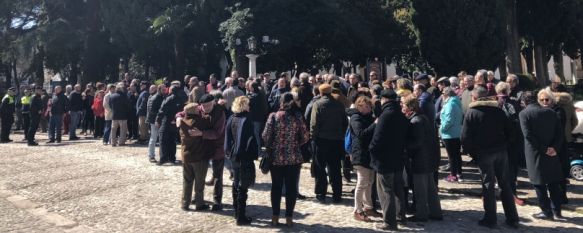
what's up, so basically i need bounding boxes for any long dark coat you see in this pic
[519,104,564,185]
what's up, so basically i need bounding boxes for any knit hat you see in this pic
[318,84,332,94]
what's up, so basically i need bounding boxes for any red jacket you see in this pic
[92,96,105,117]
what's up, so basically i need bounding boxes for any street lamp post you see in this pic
[241,35,279,78]
[246,37,259,78]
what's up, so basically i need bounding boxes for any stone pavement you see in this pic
[1,131,582,233]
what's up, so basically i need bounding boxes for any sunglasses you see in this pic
[539,98,550,102]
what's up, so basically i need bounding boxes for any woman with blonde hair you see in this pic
[225,96,258,225]
[348,96,382,222]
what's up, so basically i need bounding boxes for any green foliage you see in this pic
[409,0,507,76]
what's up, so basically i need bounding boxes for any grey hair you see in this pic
[449,76,459,86]
[472,86,488,99]
[442,86,456,97]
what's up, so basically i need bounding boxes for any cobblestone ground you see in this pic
[1,131,582,233]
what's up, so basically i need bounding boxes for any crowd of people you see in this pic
[0,69,579,230]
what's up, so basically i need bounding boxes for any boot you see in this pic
[271,216,279,226]
[236,200,252,225]
[232,189,238,219]
[286,217,293,227]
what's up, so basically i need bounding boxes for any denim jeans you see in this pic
[69,110,82,138]
[103,120,112,143]
[48,114,63,141]
[148,123,159,159]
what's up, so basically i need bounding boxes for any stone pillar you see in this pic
[246,54,259,78]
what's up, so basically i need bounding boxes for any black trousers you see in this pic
[0,115,13,141]
[22,113,30,140]
[94,116,104,138]
[443,138,462,175]
[533,182,563,216]
[477,150,519,224]
[270,164,300,217]
[28,115,40,143]
[507,143,522,194]
[377,170,406,227]
[82,111,94,133]
[342,153,352,180]
[159,123,177,163]
[127,116,139,139]
[210,159,224,205]
[313,138,343,198]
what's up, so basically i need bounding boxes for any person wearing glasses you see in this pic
[519,90,565,221]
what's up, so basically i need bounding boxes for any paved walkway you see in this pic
[1,131,582,232]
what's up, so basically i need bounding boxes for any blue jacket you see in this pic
[439,96,463,139]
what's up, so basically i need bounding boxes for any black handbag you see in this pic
[260,114,276,174]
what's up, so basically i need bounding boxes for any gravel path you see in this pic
[1,131,582,232]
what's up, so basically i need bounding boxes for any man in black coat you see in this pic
[519,91,565,220]
[369,89,409,231]
[0,87,16,142]
[247,82,268,150]
[109,83,130,146]
[48,86,68,143]
[402,96,442,222]
[156,86,182,165]
[310,84,348,204]
[461,86,518,228]
[27,86,44,146]
[136,81,150,143]
[68,84,83,140]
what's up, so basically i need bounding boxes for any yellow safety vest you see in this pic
[2,94,14,104]
[21,95,32,105]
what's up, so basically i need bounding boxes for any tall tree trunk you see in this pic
[173,30,185,81]
[2,61,13,89]
[499,58,508,81]
[523,46,534,74]
[34,46,45,86]
[70,60,79,85]
[12,60,20,94]
[552,45,565,81]
[534,43,547,87]
[505,0,522,74]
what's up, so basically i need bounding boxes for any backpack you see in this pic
[344,126,353,154]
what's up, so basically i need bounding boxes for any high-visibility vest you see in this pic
[2,94,14,104]
[21,95,32,105]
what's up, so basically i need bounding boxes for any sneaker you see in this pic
[149,158,157,163]
[445,174,458,183]
[532,212,553,220]
[364,208,383,218]
[354,212,371,222]
[46,140,55,144]
[456,174,463,182]
[439,164,451,172]
[514,196,525,206]
[316,195,326,203]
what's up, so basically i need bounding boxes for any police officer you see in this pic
[28,86,43,146]
[0,87,16,142]
[21,87,32,141]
